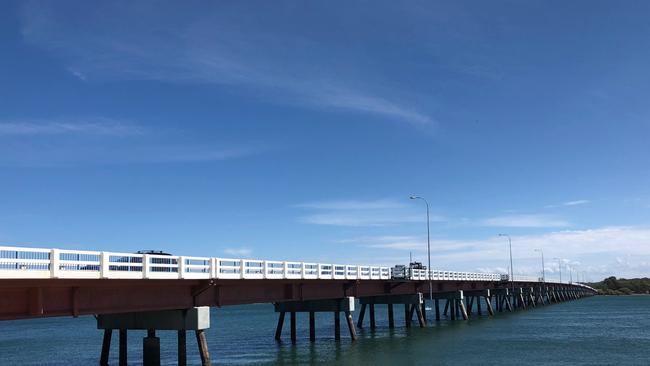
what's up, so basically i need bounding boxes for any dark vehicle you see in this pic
[136,250,171,256]
[391,264,407,280]
[391,262,427,280]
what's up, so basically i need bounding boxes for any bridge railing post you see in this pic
[143,254,151,279]
[50,249,60,278]
[100,251,110,279]
[179,256,187,279]
[210,258,218,279]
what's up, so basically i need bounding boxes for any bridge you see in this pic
[0,245,596,366]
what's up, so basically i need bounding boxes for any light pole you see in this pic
[554,258,562,283]
[410,196,432,303]
[534,248,545,282]
[498,234,514,292]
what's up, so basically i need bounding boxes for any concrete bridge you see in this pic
[0,245,596,366]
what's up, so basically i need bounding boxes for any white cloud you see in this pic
[0,117,256,166]
[0,118,143,136]
[296,198,445,227]
[19,2,434,127]
[480,214,570,228]
[545,199,591,208]
[334,227,650,279]
[563,200,590,206]
[223,248,252,257]
[300,213,436,227]
[294,199,405,210]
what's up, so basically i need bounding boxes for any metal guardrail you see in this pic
[0,246,595,290]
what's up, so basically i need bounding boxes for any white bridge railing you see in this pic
[0,245,585,287]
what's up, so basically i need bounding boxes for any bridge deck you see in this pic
[0,245,595,320]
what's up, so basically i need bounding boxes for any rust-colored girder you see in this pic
[0,279,585,320]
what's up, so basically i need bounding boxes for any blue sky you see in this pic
[1,1,649,280]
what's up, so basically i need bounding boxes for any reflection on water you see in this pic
[0,296,648,365]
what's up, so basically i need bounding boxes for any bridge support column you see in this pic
[97,307,211,366]
[274,297,356,342]
[143,329,160,366]
[463,290,493,317]
[178,330,187,366]
[358,293,424,328]
[196,329,211,366]
[430,291,466,321]
[485,294,494,316]
[522,288,535,308]
[492,289,512,312]
[309,312,316,342]
[100,329,112,366]
[119,329,127,366]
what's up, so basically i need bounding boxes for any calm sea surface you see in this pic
[0,296,648,365]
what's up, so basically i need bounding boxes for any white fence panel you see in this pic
[303,263,318,279]
[215,258,241,279]
[56,249,101,279]
[104,252,144,279]
[145,254,180,279]
[285,262,302,279]
[264,261,284,279]
[345,265,358,280]
[180,256,211,279]
[333,265,346,280]
[242,259,264,279]
[318,264,333,280]
[0,246,51,279]
[380,267,390,280]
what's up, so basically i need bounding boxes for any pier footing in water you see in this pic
[97,306,211,366]
[357,292,425,328]
[274,296,357,342]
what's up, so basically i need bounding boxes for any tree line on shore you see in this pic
[588,276,650,295]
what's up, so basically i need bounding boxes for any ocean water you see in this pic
[0,296,648,365]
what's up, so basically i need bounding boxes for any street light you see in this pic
[534,248,545,282]
[409,195,432,303]
[498,234,514,292]
[553,258,562,283]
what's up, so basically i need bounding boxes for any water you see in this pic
[0,296,648,365]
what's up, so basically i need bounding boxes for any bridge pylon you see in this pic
[96,306,211,366]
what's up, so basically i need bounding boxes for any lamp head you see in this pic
[409,195,418,199]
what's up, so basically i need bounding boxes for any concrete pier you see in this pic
[463,289,494,317]
[274,297,357,342]
[431,291,467,321]
[97,307,211,366]
[358,293,425,328]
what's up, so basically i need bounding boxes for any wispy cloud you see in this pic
[299,213,431,227]
[296,198,444,227]
[563,200,590,206]
[545,199,591,208]
[19,2,435,127]
[0,118,143,136]
[0,117,256,166]
[479,214,570,228]
[294,199,405,210]
[223,248,252,257]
